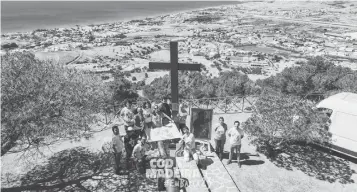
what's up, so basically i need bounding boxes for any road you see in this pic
[66,51,83,65]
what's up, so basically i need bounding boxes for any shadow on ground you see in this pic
[271,144,356,184]
[221,152,265,166]
[199,158,214,170]
[1,147,157,192]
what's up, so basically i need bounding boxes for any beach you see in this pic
[1,1,240,33]
[2,1,356,83]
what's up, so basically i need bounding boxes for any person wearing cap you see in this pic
[179,126,198,163]
[124,126,138,167]
[112,125,125,174]
[119,100,135,131]
[132,136,150,172]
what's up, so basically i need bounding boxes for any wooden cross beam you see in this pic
[149,41,201,121]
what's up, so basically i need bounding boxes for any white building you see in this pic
[316,92,357,158]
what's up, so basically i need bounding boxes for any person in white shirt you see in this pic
[119,100,135,131]
[214,117,227,161]
[132,136,150,172]
[112,126,125,174]
[179,126,199,163]
[226,121,244,167]
[178,103,188,132]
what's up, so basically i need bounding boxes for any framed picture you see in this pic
[190,108,213,140]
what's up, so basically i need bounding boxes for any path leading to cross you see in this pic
[149,41,201,121]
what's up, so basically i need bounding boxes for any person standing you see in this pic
[160,96,172,125]
[133,107,145,134]
[142,101,153,129]
[226,121,244,167]
[151,105,161,127]
[178,103,188,133]
[112,126,125,175]
[152,105,172,158]
[119,100,135,131]
[214,117,227,161]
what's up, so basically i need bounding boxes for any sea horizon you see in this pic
[1,1,240,34]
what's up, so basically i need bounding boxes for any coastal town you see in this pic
[2,1,357,192]
[2,1,357,83]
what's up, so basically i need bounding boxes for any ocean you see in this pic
[1,1,240,33]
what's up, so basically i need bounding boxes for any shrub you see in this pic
[1,52,110,156]
[244,89,331,160]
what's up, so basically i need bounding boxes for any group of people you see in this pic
[213,117,244,167]
[109,97,244,175]
[111,97,191,174]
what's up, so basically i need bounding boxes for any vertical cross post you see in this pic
[170,42,179,120]
[149,41,201,123]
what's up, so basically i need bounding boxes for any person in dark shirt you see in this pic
[160,96,172,118]
[124,127,139,168]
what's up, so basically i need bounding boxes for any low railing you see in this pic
[180,95,258,114]
[110,95,258,117]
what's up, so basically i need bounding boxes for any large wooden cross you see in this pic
[149,41,201,121]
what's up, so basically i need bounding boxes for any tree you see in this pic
[109,73,138,104]
[214,71,258,97]
[244,89,331,160]
[88,34,95,42]
[1,42,18,49]
[143,71,260,101]
[1,52,109,156]
[260,56,357,98]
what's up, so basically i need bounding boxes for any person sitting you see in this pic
[132,136,150,173]
[179,126,199,163]
[119,100,135,131]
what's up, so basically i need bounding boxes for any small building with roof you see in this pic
[316,92,357,158]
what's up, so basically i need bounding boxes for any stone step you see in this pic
[200,149,240,192]
[172,141,240,192]
[175,155,210,192]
